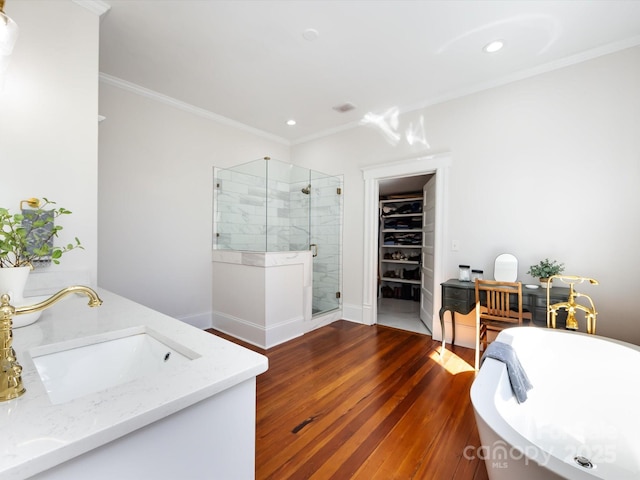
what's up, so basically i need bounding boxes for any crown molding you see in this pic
[99,73,290,146]
[396,35,640,119]
[72,0,111,16]
[296,36,640,146]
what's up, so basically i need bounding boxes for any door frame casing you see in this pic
[361,152,451,341]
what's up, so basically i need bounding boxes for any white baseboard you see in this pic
[342,303,365,324]
[211,311,304,349]
[309,309,343,330]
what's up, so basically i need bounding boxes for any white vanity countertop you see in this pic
[1,289,268,480]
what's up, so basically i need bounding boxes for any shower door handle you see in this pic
[310,244,318,257]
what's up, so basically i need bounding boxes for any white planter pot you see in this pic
[0,266,30,303]
[0,266,44,328]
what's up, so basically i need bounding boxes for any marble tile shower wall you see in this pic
[266,178,293,251]
[215,173,314,252]
[215,169,268,251]
[289,180,311,251]
[215,169,342,315]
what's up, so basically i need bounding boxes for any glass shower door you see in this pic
[214,157,343,317]
[309,170,342,315]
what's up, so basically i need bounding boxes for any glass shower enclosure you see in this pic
[213,157,342,316]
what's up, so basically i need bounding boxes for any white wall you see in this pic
[98,42,640,344]
[12,2,636,350]
[292,46,640,345]
[0,1,99,291]
[98,82,289,327]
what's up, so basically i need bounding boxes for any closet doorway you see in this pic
[378,175,433,334]
[362,153,451,342]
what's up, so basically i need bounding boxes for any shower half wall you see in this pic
[211,157,343,348]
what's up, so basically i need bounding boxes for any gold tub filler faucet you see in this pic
[546,275,598,334]
[0,286,103,402]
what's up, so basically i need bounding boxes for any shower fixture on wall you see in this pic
[301,185,311,195]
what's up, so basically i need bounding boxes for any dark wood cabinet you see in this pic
[439,279,569,347]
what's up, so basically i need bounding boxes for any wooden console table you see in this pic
[438,279,569,351]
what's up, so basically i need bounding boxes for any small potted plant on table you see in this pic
[527,258,564,288]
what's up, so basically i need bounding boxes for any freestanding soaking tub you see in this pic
[471,327,640,480]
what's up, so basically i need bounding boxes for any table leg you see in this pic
[451,312,456,346]
[438,307,446,355]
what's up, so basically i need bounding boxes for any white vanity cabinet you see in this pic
[2,290,267,480]
[29,379,257,480]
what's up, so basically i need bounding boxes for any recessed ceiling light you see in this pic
[286,119,296,126]
[483,40,505,53]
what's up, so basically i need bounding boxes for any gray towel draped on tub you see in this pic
[480,341,533,403]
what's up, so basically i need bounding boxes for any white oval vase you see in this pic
[0,266,31,304]
[0,266,43,328]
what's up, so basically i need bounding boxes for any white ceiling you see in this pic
[98,0,640,144]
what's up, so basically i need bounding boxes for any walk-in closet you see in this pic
[377,174,433,334]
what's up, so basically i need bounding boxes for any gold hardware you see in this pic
[19,198,40,211]
[310,244,318,257]
[546,275,598,334]
[0,296,24,401]
[0,286,103,402]
[264,156,270,160]
[336,292,341,299]
[337,188,342,195]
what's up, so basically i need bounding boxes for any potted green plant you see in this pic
[527,258,564,288]
[0,198,83,308]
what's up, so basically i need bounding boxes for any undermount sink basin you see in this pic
[31,327,200,405]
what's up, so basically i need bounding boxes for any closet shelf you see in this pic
[381,213,422,218]
[380,277,421,285]
[381,260,420,265]
[379,196,423,302]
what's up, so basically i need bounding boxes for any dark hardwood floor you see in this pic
[207,321,489,480]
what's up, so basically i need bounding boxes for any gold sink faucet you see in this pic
[0,286,103,402]
[546,275,598,334]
